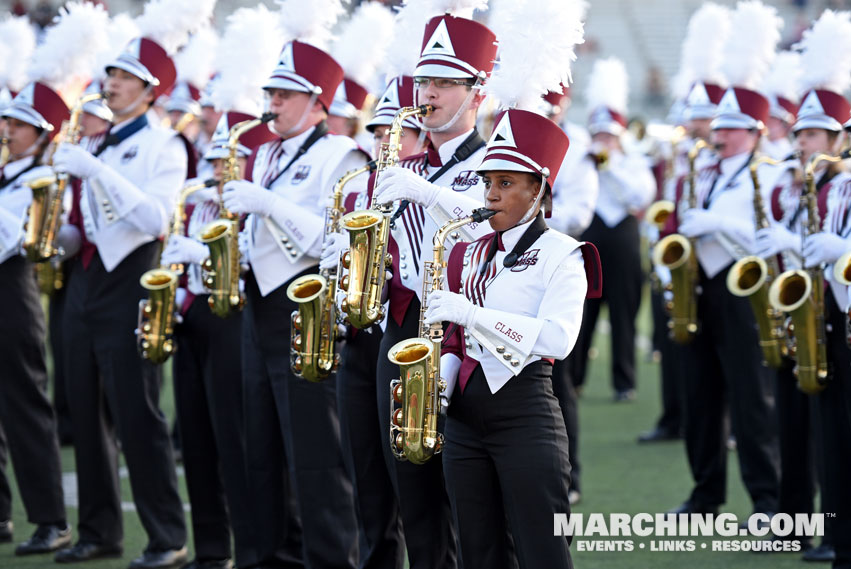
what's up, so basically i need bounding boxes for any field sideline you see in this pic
[0,301,816,568]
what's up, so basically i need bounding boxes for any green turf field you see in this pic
[0,298,820,568]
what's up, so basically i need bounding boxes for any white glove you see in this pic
[423,290,478,328]
[320,233,347,271]
[755,225,799,258]
[678,209,724,238]
[53,144,103,179]
[374,166,440,208]
[222,180,276,217]
[19,165,57,186]
[803,233,851,268]
[160,235,208,266]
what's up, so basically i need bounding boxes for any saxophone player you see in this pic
[424,109,601,569]
[0,82,71,556]
[220,39,366,568]
[52,38,191,567]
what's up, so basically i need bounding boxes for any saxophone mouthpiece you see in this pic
[365,159,378,172]
[204,177,219,188]
[418,104,434,116]
[470,208,497,223]
[260,112,278,123]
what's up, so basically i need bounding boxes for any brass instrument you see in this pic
[287,161,376,382]
[200,112,276,318]
[339,104,433,328]
[22,91,104,262]
[833,251,851,347]
[646,200,675,230]
[136,177,217,363]
[652,138,707,344]
[768,151,849,393]
[388,207,496,465]
[0,136,9,165]
[725,154,788,368]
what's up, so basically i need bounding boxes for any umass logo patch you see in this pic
[450,170,479,192]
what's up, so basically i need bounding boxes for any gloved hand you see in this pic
[222,180,276,217]
[803,232,851,268]
[678,209,724,238]
[423,290,478,328]
[320,233,347,271]
[19,165,57,186]
[755,225,799,258]
[53,145,103,179]
[374,166,440,209]
[160,235,208,266]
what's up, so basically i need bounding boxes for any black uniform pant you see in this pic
[62,244,186,550]
[336,326,405,569]
[376,298,458,569]
[651,288,684,434]
[242,270,357,569]
[683,264,779,512]
[551,359,581,493]
[571,214,643,393]
[49,276,73,444]
[0,256,65,525]
[818,295,851,566]
[444,361,573,569]
[173,295,257,566]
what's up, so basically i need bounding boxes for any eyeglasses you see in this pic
[413,77,475,89]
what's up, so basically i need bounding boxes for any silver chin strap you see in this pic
[517,170,550,225]
[416,76,484,134]
[15,131,49,161]
[272,92,321,138]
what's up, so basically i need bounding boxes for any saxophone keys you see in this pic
[292,335,302,350]
[384,253,393,268]
[394,432,405,452]
[292,314,303,330]
[437,379,447,393]
[339,275,349,291]
[292,356,303,373]
[341,251,350,269]
[340,298,349,313]
[392,381,403,403]
[392,407,404,427]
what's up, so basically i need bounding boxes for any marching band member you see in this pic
[0,81,70,556]
[760,52,800,162]
[221,33,366,566]
[365,11,498,568]
[569,57,656,402]
[54,36,193,567]
[427,108,601,569]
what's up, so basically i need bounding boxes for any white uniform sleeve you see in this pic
[0,206,22,255]
[88,135,187,236]
[439,353,461,405]
[603,152,657,212]
[467,248,588,372]
[425,186,492,242]
[550,155,599,237]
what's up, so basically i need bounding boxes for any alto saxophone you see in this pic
[339,104,433,328]
[651,138,707,344]
[287,160,376,382]
[136,177,217,363]
[200,112,276,318]
[388,207,496,465]
[23,91,104,262]
[725,154,790,368]
[768,151,849,393]
[833,250,851,348]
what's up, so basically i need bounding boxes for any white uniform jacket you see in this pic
[593,149,656,228]
[246,124,367,296]
[0,156,38,264]
[77,119,188,271]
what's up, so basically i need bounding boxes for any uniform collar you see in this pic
[435,128,475,166]
[719,151,750,176]
[499,215,537,253]
[1,155,35,180]
[280,124,317,156]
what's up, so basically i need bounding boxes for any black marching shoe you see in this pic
[15,523,71,555]
[182,558,234,569]
[637,426,681,443]
[667,500,719,516]
[129,546,188,569]
[802,543,835,562]
[0,520,12,543]
[614,389,636,402]
[55,540,123,563]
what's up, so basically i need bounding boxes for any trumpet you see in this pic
[725,154,789,368]
[652,138,707,344]
[388,207,496,465]
[22,91,104,262]
[201,112,277,318]
[768,151,850,393]
[136,177,217,363]
[287,161,376,382]
[339,104,433,329]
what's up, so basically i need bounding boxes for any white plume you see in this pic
[720,0,782,88]
[332,2,395,92]
[431,0,488,19]
[0,15,36,91]
[795,10,851,94]
[28,2,110,96]
[276,0,346,49]
[487,0,586,110]
[675,2,731,94]
[384,0,436,78]
[210,5,282,115]
[175,25,218,89]
[134,0,216,55]
[91,14,140,79]
[584,57,629,114]
[762,51,801,102]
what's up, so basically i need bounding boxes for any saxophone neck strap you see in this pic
[264,121,329,189]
